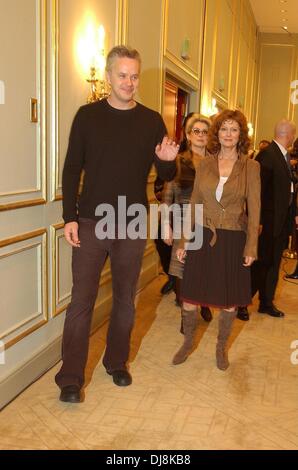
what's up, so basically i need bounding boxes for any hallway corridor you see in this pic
[0,260,298,450]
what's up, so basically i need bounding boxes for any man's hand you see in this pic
[163,228,173,246]
[296,215,298,227]
[155,136,179,161]
[176,248,186,263]
[163,225,173,246]
[164,237,173,246]
[64,222,80,247]
[243,256,255,267]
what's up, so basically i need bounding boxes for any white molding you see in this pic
[0,336,61,410]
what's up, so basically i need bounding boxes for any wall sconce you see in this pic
[86,65,109,104]
[218,77,225,93]
[77,23,109,103]
[238,96,244,109]
[86,25,109,103]
[181,38,190,60]
[206,98,219,117]
[248,122,254,137]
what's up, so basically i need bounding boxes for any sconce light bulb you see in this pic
[98,25,105,49]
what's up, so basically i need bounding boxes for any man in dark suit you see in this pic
[238,120,296,320]
[286,140,298,279]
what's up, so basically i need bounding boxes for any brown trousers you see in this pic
[55,218,146,389]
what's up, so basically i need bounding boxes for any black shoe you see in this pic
[237,306,249,321]
[160,277,175,295]
[200,306,212,322]
[107,369,132,387]
[258,304,285,317]
[59,385,81,403]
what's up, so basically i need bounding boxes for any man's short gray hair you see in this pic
[106,45,141,72]
[274,119,296,137]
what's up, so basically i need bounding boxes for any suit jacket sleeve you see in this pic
[255,150,273,226]
[243,160,261,258]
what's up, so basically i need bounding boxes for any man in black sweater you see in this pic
[56,46,178,403]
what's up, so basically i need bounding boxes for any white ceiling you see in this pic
[249,0,298,34]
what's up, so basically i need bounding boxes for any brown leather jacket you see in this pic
[180,153,261,259]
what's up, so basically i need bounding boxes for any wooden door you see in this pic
[163,80,188,143]
[163,81,178,139]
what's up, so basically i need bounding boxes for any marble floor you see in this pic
[0,258,298,450]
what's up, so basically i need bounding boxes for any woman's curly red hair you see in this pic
[208,109,251,155]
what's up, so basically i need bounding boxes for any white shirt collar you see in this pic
[273,140,287,157]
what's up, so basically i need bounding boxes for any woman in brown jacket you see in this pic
[173,109,261,370]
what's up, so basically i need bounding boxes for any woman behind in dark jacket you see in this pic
[162,114,213,323]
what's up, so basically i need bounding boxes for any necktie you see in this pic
[286,152,291,167]
[285,153,293,177]
[286,153,294,206]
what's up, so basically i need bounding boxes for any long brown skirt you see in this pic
[181,227,251,308]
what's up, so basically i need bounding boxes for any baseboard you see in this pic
[0,337,62,410]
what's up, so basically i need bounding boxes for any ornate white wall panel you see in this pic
[0,229,47,349]
[0,0,46,210]
[164,0,205,81]
[50,223,72,317]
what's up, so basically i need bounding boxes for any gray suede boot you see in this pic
[172,309,198,365]
[216,309,237,370]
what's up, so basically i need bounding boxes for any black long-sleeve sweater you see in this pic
[62,99,176,223]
